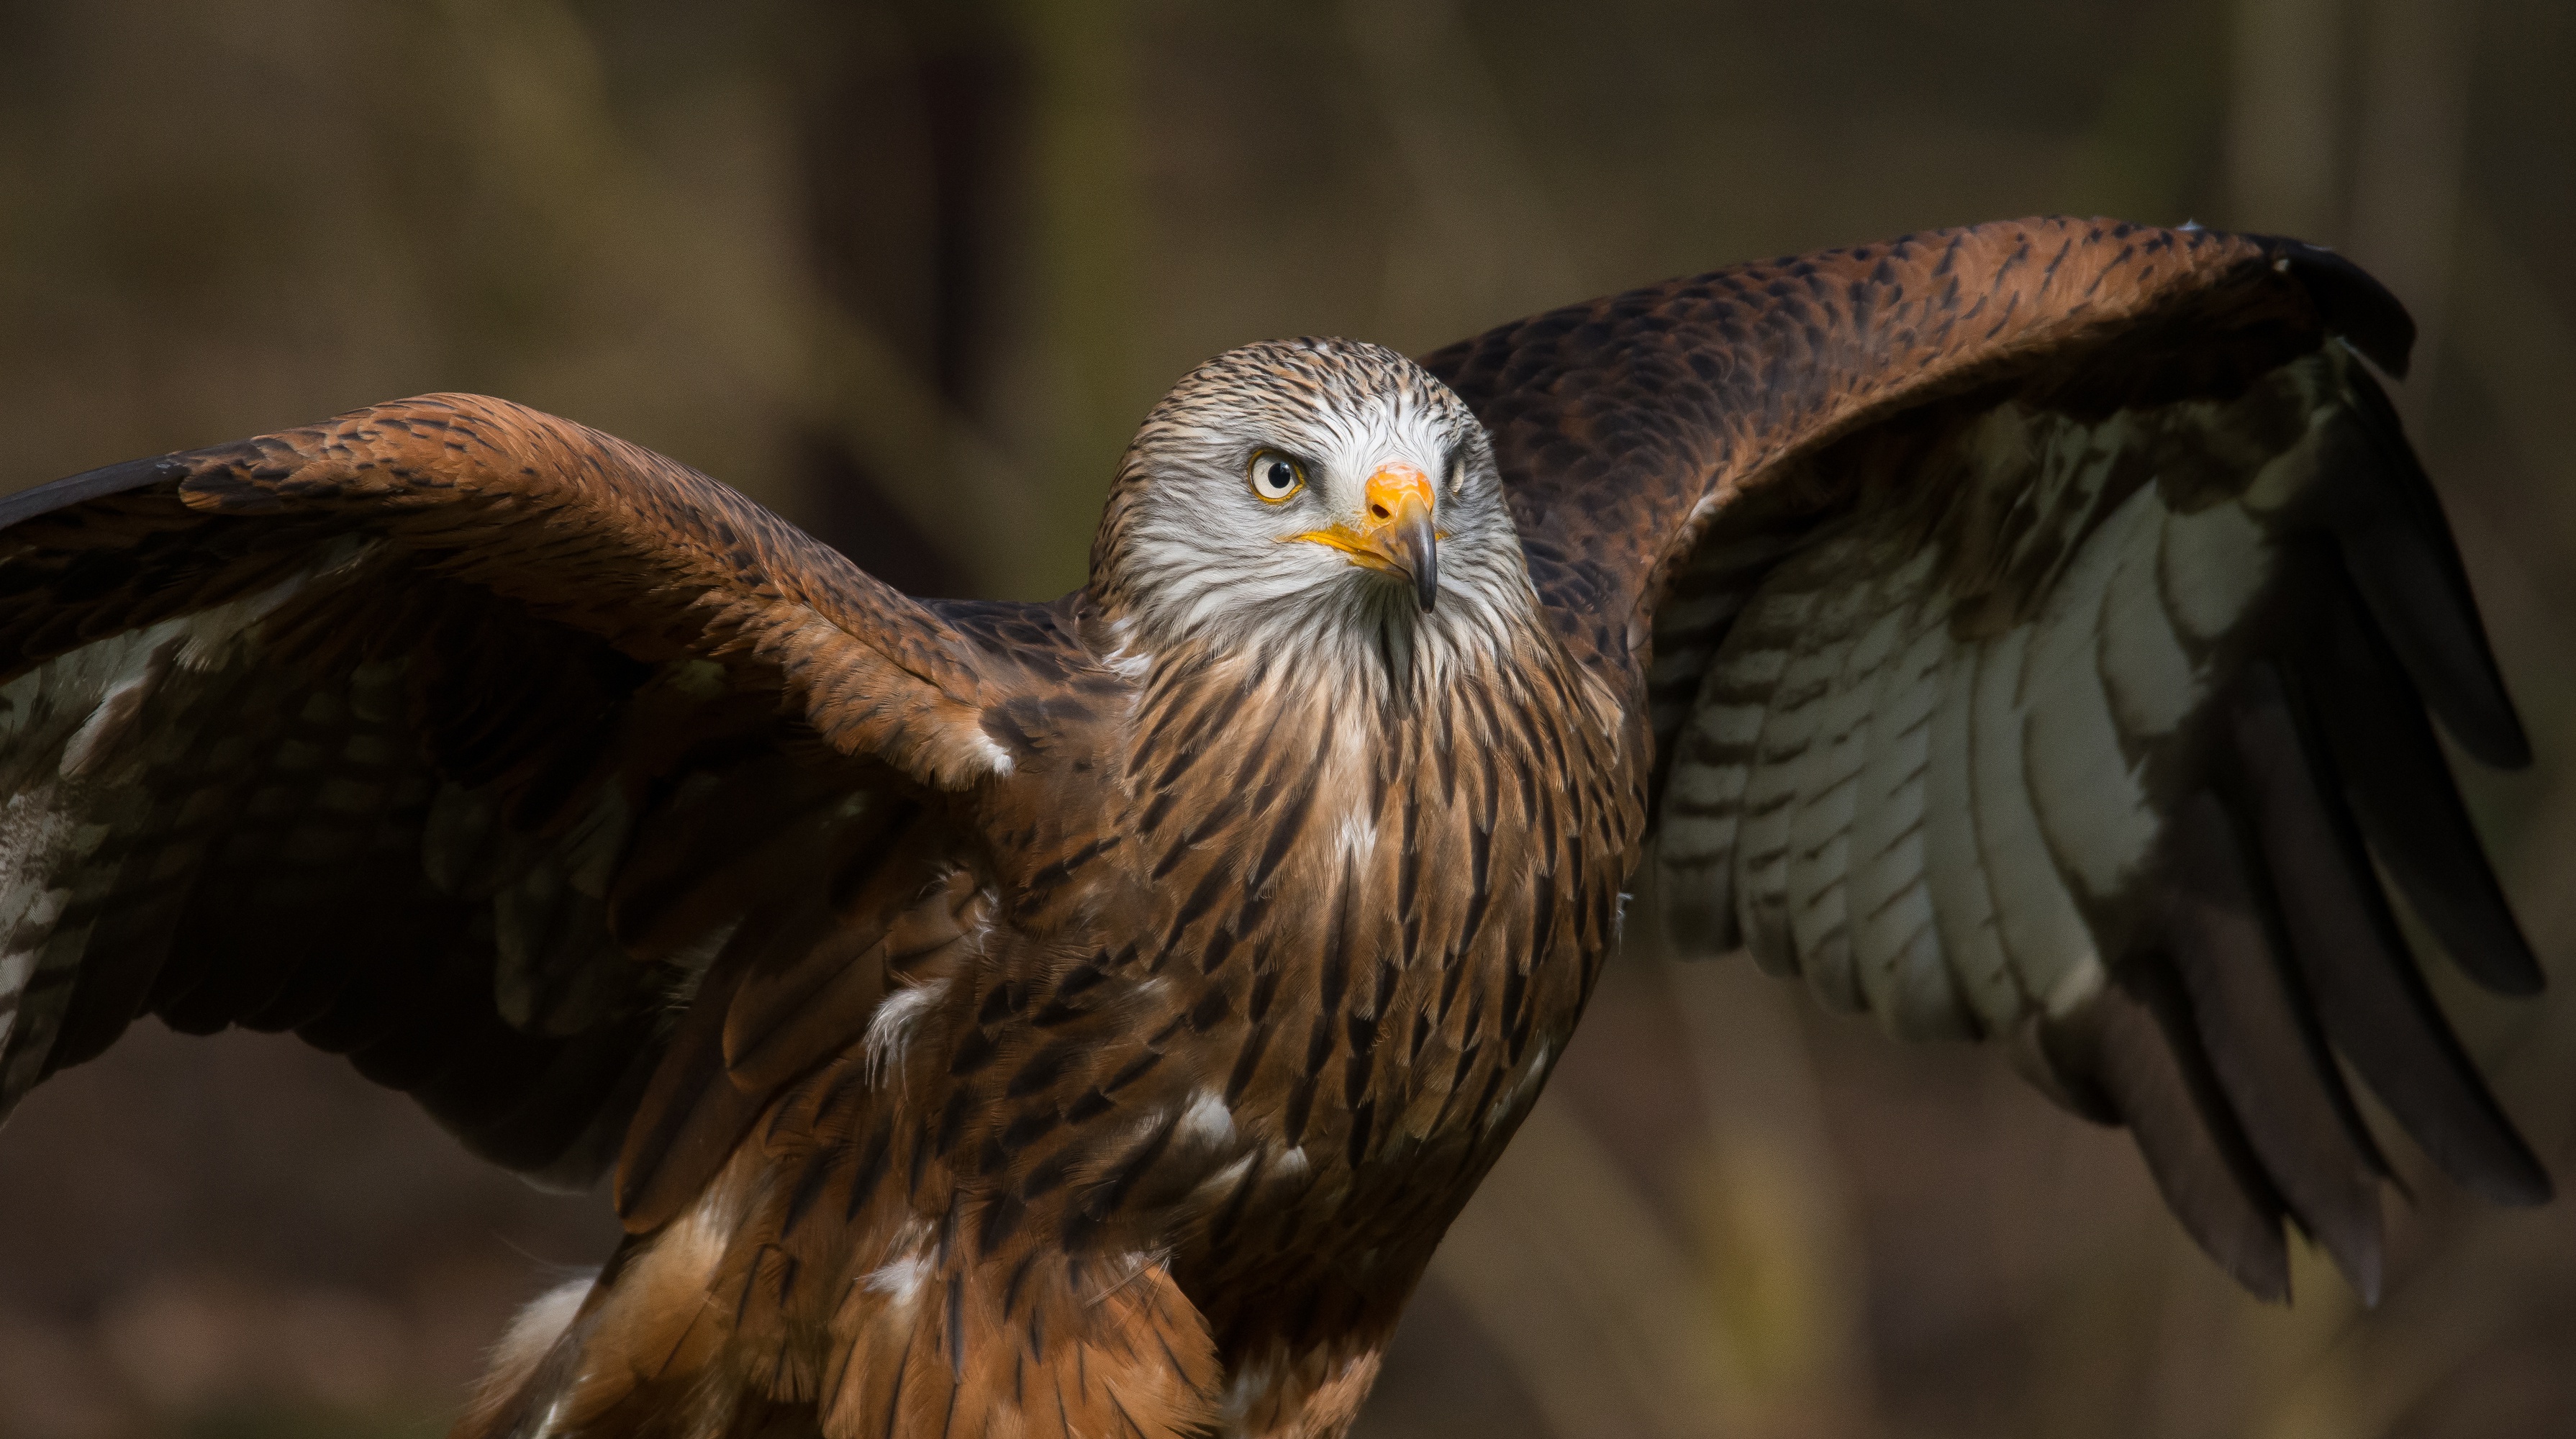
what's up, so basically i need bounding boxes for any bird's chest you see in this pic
[1065,666,1638,1262]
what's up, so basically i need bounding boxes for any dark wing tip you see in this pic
[2480,1144,2557,1207]
[2054,975,2295,1302]
[2327,371,2534,771]
[2240,655,2554,1211]
[2307,560,2545,996]
[2272,240,2418,379]
[0,455,187,533]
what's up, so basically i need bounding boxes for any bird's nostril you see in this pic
[1371,503,1390,519]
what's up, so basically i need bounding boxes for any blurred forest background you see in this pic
[1,0,2572,1435]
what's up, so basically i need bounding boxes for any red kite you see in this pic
[0,219,2541,1438]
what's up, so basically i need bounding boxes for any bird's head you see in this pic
[1092,337,1529,661]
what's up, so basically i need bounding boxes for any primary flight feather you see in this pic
[0,217,2544,1438]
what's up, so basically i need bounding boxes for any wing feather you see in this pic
[1715,583,1821,975]
[1846,597,1951,1034]
[2326,383,2526,767]
[1923,643,2017,1033]
[0,396,1075,1207]
[2160,789,2384,1297]
[2304,550,2544,995]
[1774,547,1888,1009]
[1969,625,2103,1014]
[1429,217,2549,1297]
[2239,652,2546,1203]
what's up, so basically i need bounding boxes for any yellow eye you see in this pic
[1247,449,1307,502]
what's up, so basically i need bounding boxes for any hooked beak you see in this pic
[1289,462,1439,612]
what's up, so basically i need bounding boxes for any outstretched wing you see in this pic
[0,394,1046,1206]
[1424,218,2546,1302]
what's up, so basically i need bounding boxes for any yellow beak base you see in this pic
[1289,463,1438,611]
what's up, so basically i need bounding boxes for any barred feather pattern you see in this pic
[1651,354,2359,1030]
[1641,331,2542,1300]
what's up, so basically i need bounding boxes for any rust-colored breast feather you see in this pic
[0,217,2547,1438]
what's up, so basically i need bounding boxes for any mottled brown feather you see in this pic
[0,218,2551,1439]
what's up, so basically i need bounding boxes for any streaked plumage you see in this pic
[0,217,2545,1436]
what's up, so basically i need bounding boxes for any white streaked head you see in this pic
[1094,338,1530,664]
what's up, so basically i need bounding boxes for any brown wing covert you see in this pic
[0,395,1033,1190]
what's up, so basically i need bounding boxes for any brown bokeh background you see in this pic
[2,1,2574,1435]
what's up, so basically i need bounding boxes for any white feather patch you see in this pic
[863,1246,938,1307]
[486,1272,595,1397]
[1177,1086,1238,1147]
[864,976,950,1086]
[972,732,1016,777]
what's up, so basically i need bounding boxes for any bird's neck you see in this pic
[1084,576,1633,850]
[1084,566,1554,709]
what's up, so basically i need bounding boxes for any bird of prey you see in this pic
[0,217,2546,1438]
